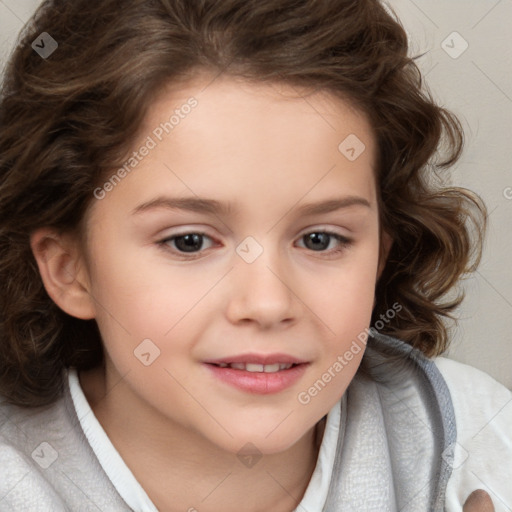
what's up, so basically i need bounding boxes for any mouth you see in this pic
[203,354,310,394]
[206,362,300,373]
[204,352,308,367]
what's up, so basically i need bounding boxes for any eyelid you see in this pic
[296,224,353,243]
[297,224,350,238]
[158,225,350,243]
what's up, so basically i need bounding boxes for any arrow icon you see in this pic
[441,32,468,59]
[237,442,263,468]
[339,134,365,161]
[236,236,263,263]
[34,449,45,458]
[31,442,58,468]
[32,32,58,59]
[134,339,161,365]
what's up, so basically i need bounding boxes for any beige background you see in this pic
[1,0,511,389]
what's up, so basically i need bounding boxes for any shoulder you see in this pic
[0,373,131,511]
[433,356,511,437]
[0,399,69,511]
[433,355,510,395]
[432,356,512,511]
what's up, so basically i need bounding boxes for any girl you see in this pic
[0,0,510,511]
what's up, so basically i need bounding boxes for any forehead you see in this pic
[143,74,376,167]
[88,74,378,224]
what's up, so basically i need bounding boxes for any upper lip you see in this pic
[204,353,309,365]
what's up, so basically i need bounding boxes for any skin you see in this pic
[463,490,495,512]
[30,73,493,512]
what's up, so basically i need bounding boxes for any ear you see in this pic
[377,230,393,280]
[30,228,96,320]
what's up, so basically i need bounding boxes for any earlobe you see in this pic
[30,228,96,320]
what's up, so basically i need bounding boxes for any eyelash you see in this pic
[156,230,352,259]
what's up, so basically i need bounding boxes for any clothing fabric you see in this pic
[66,367,343,512]
[0,332,510,511]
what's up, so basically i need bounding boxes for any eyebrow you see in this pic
[131,195,371,217]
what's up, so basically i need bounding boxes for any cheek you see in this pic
[316,244,379,326]
[85,240,209,358]
[82,235,158,339]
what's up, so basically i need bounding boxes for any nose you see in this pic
[225,244,298,329]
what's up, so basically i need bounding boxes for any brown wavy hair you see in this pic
[0,0,486,406]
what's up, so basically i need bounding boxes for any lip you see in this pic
[203,360,310,395]
[203,352,309,365]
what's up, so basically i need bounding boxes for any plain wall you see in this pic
[383,0,512,390]
[1,0,511,389]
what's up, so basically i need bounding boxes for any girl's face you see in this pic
[79,74,385,455]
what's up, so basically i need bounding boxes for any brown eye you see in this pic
[160,232,214,254]
[303,232,330,251]
[299,231,351,253]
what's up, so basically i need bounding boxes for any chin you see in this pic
[213,423,313,457]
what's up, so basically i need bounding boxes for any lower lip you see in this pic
[204,363,309,394]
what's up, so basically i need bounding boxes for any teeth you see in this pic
[263,363,281,373]
[245,363,265,372]
[216,362,294,372]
